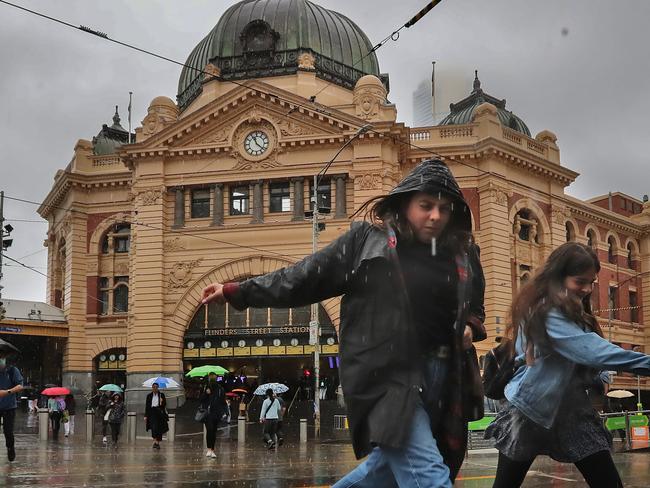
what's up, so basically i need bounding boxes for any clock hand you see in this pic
[249,139,260,151]
[255,136,265,148]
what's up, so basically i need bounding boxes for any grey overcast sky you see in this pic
[1,0,649,302]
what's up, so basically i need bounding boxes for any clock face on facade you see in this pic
[244,130,270,156]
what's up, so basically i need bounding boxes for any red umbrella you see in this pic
[226,392,239,398]
[41,387,71,396]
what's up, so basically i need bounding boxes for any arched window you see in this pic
[627,242,636,269]
[607,236,617,264]
[514,209,539,243]
[112,276,129,313]
[587,229,596,249]
[565,222,575,242]
[100,223,131,254]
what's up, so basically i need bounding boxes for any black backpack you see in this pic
[482,341,516,400]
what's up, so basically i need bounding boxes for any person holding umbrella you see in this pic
[202,159,487,487]
[145,382,168,449]
[0,339,23,462]
[47,395,65,440]
[200,371,227,459]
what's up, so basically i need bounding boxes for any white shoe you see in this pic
[205,450,213,458]
[102,436,107,444]
[209,451,217,458]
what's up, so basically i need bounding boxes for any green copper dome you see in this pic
[439,71,531,137]
[177,0,382,111]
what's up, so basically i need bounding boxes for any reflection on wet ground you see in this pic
[3,410,650,487]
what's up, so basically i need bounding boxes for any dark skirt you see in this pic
[149,407,168,439]
[485,383,611,463]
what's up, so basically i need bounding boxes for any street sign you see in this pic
[309,320,318,345]
[605,415,648,431]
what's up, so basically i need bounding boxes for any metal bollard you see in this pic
[38,408,49,441]
[237,416,246,443]
[167,413,176,443]
[85,409,94,442]
[127,412,137,443]
[300,418,307,443]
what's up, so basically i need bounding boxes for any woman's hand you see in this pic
[202,283,225,305]
[463,325,473,350]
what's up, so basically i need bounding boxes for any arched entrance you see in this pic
[183,301,339,401]
[93,348,127,390]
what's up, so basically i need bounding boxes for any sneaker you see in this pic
[205,450,213,458]
[208,451,217,459]
[7,447,15,462]
[267,442,276,450]
[102,436,108,444]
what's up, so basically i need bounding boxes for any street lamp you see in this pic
[308,124,371,434]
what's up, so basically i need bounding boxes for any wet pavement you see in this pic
[2,410,650,487]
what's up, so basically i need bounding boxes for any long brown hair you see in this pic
[353,191,472,254]
[506,242,603,363]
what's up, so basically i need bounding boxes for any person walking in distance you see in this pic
[0,350,23,462]
[485,242,650,488]
[201,372,227,459]
[48,395,65,440]
[107,393,126,447]
[201,159,487,487]
[63,393,76,437]
[145,383,168,449]
[260,388,281,449]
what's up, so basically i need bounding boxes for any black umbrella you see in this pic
[0,338,19,354]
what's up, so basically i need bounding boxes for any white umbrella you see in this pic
[606,389,634,399]
[142,376,181,389]
[254,383,289,395]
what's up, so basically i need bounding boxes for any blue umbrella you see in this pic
[142,376,181,389]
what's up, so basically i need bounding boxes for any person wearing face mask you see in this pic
[0,349,24,462]
[200,372,228,459]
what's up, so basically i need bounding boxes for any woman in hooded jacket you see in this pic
[201,159,486,487]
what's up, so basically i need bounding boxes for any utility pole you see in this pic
[0,191,8,321]
[309,124,371,435]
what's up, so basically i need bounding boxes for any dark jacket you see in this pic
[225,221,486,475]
[65,395,76,415]
[108,401,126,424]
[145,392,168,432]
[200,382,228,423]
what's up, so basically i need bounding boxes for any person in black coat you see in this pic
[200,372,227,459]
[145,383,168,449]
[201,159,486,486]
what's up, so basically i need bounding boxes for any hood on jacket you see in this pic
[389,158,472,234]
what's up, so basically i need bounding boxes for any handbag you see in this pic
[482,341,516,400]
[194,406,208,423]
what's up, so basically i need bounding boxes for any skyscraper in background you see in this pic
[412,79,435,126]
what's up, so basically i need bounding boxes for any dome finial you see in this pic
[113,105,121,126]
[473,70,481,92]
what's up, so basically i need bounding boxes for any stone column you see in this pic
[172,187,185,228]
[251,181,264,224]
[335,175,347,218]
[292,177,305,221]
[211,183,224,226]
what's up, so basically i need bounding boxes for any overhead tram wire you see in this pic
[0,1,582,215]
[1,194,319,265]
[309,0,444,102]
[1,253,47,278]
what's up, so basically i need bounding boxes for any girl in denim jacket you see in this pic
[486,242,650,488]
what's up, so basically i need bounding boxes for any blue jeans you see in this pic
[333,356,451,488]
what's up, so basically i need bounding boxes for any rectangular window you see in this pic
[230,185,250,215]
[630,291,638,323]
[310,179,331,211]
[191,189,211,218]
[250,307,269,327]
[228,304,246,327]
[113,284,128,313]
[99,277,110,315]
[608,286,618,320]
[269,182,290,213]
[114,236,130,253]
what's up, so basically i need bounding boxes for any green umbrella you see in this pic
[185,365,229,378]
[99,384,123,393]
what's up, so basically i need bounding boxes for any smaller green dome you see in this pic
[92,107,130,156]
[439,71,530,136]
